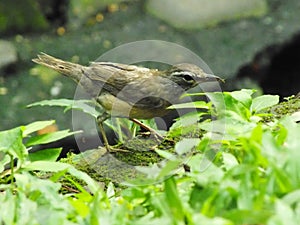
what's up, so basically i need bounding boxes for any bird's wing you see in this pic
[84,62,172,108]
[86,62,148,91]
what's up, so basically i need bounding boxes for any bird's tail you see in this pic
[32,53,84,82]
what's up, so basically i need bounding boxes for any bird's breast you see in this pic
[96,92,170,119]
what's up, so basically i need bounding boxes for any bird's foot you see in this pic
[130,118,164,141]
[145,129,164,141]
[104,144,130,153]
[97,113,129,152]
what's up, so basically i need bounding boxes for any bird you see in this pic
[32,53,223,152]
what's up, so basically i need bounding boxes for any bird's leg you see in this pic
[97,112,128,152]
[130,118,164,140]
[97,112,110,151]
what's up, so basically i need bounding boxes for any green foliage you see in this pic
[0,120,101,224]
[28,99,100,118]
[0,120,80,176]
[28,98,158,142]
[0,0,48,34]
[1,90,300,224]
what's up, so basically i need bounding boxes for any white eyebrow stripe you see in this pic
[171,71,195,76]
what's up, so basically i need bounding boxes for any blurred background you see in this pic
[0,0,300,132]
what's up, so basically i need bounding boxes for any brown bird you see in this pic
[32,53,223,152]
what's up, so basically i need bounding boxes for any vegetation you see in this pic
[1,89,300,224]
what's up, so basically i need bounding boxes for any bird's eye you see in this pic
[182,73,194,83]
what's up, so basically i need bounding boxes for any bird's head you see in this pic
[166,63,224,90]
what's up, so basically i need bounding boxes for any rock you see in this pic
[146,0,268,30]
[0,40,18,70]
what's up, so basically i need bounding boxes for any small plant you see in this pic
[28,99,158,144]
[0,120,104,224]
[1,90,300,224]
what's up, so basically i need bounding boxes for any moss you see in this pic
[167,123,204,142]
[64,136,165,184]
[268,95,300,119]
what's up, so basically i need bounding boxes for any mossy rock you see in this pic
[70,136,164,184]
[269,94,300,119]
[68,94,300,185]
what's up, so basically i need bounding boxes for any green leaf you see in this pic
[207,92,251,120]
[22,161,99,193]
[200,117,256,139]
[269,200,297,224]
[222,152,239,170]
[251,95,279,113]
[223,209,271,225]
[25,129,81,147]
[28,98,79,107]
[250,124,263,142]
[291,111,300,122]
[67,165,100,194]
[164,176,184,222]
[170,111,206,129]
[28,148,62,162]
[0,154,10,173]
[188,154,224,185]
[230,89,254,109]
[224,93,250,120]
[205,92,226,114]
[175,138,200,155]
[106,182,115,198]
[282,190,300,206]
[157,159,182,179]
[0,127,24,154]
[23,120,55,137]
[155,149,176,160]
[27,99,100,118]
[273,124,287,145]
[168,101,209,109]
[0,190,16,225]
[0,127,27,170]
[23,161,71,171]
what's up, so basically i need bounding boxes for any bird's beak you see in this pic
[203,73,225,83]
